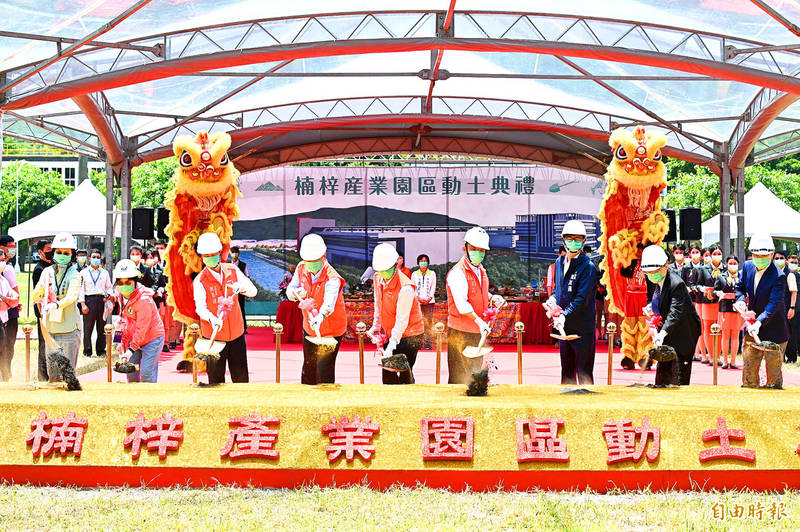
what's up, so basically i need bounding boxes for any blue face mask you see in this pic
[90,258,101,267]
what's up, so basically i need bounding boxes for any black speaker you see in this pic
[131,206,155,240]
[663,209,677,242]
[156,207,170,240]
[679,207,702,241]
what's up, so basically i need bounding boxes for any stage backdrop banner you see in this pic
[232,166,604,301]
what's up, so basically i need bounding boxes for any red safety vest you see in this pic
[374,270,424,338]
[446,256,490,333]
[198,263,245,342]
[296,260,347,337]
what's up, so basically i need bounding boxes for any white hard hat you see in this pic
[113,259,139,281]
[749,233,775,254]
[464,227,490,250]
[299,233,326,261]
[640,245,669,272]
[52,232,76,250]
[561,219,587,237]
[372,243,399,271]
[197,232,222,254]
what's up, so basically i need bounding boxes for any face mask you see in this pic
[5,248,15,258]
[728,264,739,273]
[379,266,396,280]
[646,270,665,284]
[564,239,583,253]
[468,249,485,265]
[753,256,771,270]
[77,256,87,265]
[305,260,323,274]
[419,261,428,269]
[790,263,799,272]
[703,256,712,264]
[145,259,157,267]
[90,258,101,267]
[118,284,135,297]
[673,253,684,262]
[0,261,6,270]
[711,255,722,265]
[775,259,786,269]
[43,250,54,262]
[54,253,71,266]
[231,252,239,259]
[130,254,141,264]
[202,254,221,268]
[690,252,700,262]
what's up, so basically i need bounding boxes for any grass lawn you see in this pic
[0,485,797,531]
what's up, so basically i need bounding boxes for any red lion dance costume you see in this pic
[598,126,669,367]
[164,130,241,372]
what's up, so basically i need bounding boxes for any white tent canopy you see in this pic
[702,182,800,246]
[8,180,119,241]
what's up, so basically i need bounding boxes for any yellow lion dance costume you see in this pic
[164,130,241,372]
[598,126,670,367]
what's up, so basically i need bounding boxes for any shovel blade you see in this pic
[551,333,580,341]
[463,346,493,359]
[195,338,226,355]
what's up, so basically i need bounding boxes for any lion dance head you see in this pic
[606,125,667,212]
[172,130,240,198]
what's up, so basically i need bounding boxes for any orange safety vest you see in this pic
[374,270,424,338]
[297,260,347,337]
[198,264,245,342]
[446,256,490,333]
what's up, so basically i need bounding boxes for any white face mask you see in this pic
[728,264,739,273]
[0,261,6,270]
[790,263,798,272]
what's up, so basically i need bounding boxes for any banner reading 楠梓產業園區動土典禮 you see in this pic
[232,165,605,295]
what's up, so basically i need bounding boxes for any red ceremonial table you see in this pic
[276,300,551,344]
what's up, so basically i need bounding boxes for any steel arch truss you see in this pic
[131,95,719,162]
[2,111,100,157]
[5,11,800,111]
[233,136,608,176]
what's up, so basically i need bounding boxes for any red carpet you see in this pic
[82,327,800,386]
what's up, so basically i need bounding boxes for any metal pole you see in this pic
[23,324,32,382]
[120,158,132,258]
[515,321,524,384]
[274,323,283,383]
[720,154,731,257]
[189,323,200,384]
[734,167,746,260]
[104,324,113,382]
[356,321,366,384]
[606,322,617,385]
[104,160,114,271]
[434,322,445,384]
[711,323,721,385]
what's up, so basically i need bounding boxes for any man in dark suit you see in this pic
[641,245,701,385]
[734,233,790,351]
[550,220,597,384]
[229,246,250,333]
[129,245,154,288]
[32,238,53,381]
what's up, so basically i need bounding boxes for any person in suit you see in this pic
[229,246,250,334]
[734,233,790,353]
[714,255,742,369]
[641,245,701,385]
[549,220,597,384]
[785,254,800,363]
[32,238,53,381]
[686,244,709,362]
[129,245,154,288]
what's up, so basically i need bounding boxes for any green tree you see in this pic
[0,162,71,234]
[90,157,177,208]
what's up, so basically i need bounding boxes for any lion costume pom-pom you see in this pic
[163,130,242,371]
[597,126,669,366]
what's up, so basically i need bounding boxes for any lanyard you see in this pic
[89,268,102,288]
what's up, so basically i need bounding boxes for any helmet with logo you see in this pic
[372,243,399,271]
[52,232,77,250]
[464,227,491,250]
[113,259,140,281]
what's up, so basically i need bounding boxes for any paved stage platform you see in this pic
[80,327,800,387]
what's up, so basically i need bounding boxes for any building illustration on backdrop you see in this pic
[515,213,601,261]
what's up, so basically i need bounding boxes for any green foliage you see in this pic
[90,158,177,208]
[0,161,71,234]
[664,164,720,220]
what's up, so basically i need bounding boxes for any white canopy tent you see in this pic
[8,180,119,242]
[701,182,800,246]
